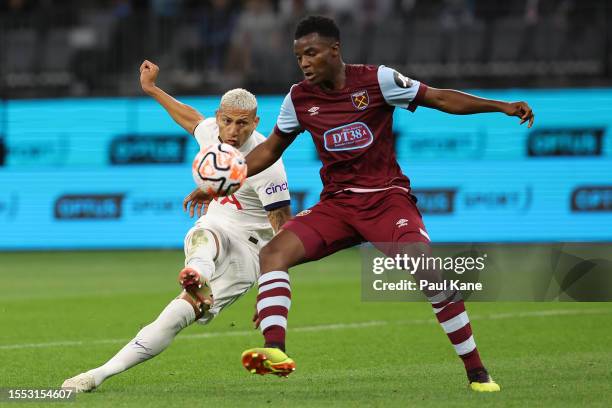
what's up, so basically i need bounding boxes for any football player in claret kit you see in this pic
[240,16,535,391]
[61,61,292,392]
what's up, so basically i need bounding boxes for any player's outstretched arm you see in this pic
[421,87,535,128]
[139,59,204,134]
[245,130,297,177]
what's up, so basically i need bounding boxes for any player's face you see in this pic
[294,33,340,85]
[216,106,259,148]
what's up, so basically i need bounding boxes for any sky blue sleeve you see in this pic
[377,65,423,111]
[275,86,302,135]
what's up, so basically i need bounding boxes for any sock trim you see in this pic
[454,335,476,355]
[260,316,287,331]
[258,281,290,294]
[257,296,291,312]
[440,311,469,333]
[258,271,290,285]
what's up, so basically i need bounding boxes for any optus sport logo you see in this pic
[265,181,288,195]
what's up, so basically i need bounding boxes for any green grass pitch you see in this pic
[1,249,611,407]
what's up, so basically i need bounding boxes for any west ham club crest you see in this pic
[351,90,369,110]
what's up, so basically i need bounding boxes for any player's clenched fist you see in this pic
[139,59,159,94]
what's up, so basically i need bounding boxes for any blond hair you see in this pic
[220,88,257,111]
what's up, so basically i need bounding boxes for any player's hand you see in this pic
[504,101,535,128]
[252,308,261,329]
[139,59,159,94]
[183,187,212,218]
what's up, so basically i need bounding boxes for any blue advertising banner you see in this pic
[0,167,193,249]
[3,89,612,166]
[1,89,611,249]
[0,160,610,249]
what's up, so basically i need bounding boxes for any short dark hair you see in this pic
[294,16,340,41]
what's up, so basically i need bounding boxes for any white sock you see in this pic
[86,298,195,387]
[185,229,219,282]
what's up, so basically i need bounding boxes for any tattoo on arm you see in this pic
[267,206,292,233]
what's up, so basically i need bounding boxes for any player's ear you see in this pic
[254,116,260,126]
[331,41,340,57]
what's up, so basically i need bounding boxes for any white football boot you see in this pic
[61,372,96,393]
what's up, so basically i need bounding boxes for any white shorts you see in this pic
[183,218,264,325]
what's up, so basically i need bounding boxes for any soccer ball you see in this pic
[192,143,247,197]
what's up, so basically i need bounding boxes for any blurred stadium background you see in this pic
[1,0,611,97]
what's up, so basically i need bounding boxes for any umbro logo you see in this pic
[308,106,320,116]
[396,218,409,228]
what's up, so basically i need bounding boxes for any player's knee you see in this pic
[186,229,219,260]
[395,240,431,258]
[187,229,210,251]
[259,241,290,271]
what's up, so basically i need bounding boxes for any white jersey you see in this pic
[193,118,290,242]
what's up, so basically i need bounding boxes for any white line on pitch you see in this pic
[0,309,610,351]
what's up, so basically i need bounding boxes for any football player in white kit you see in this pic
[61,60,292,392]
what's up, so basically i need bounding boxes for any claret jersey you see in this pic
[274,64,427,198]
